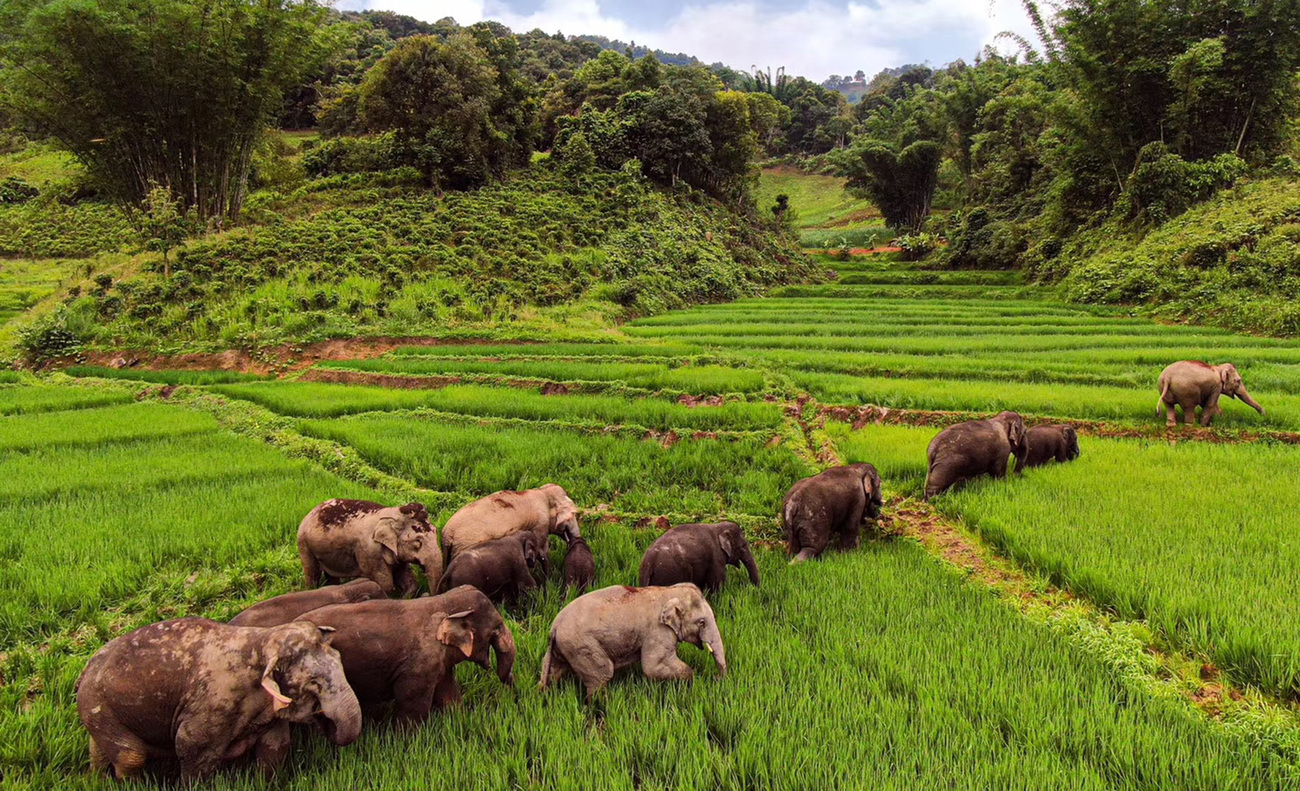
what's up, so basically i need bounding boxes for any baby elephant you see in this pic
[639,521,759,592]
[297,499,442,597]
[562,537,595,593]
[1018,424,1081,470]
[230,579,385,627]
[77,619,360,782]
[783,463,883,563]
[435,532,547,604]
[296,585,515,723]
[1157,360,1265,427]
[925,411,1027,499]
[540,583,726,701]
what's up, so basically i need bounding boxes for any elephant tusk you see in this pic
[704,643,714,654]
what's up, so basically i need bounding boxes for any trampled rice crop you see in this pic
[941,436,1300,698]
[213,382,783,431]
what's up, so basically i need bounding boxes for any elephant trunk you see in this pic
[703,623,727,676]
[558,515,581,541]
[1237,387,1265,415]
[318,678,363,746]
[739,545,761,587]
[492,627,517,686]
[418,543,445,593]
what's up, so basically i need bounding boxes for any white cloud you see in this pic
[350,0,1041,80]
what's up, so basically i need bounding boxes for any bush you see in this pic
[1121,143,1248,225]
[0,177,38,204]
[301,134,400,177]
[941,209,1028,269]
[893,232,941,261]
[16,302,94,365]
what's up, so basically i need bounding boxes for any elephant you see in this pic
[924,411,1027,500]
[297,499,442,597]
[76,619,360,782]
[1018,424,1081,470]
[295,585,515,723]
[230,580,386,628]
[562,537,595,593]
[782,463,883,563]
[539,583,726,701]
[434,532,547,604]
[1157,361,1265,427]
[440,484,580,560]
[638,521,760,592]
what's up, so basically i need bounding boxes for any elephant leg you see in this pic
[1200,399,1220,427]
[300,547,322,588]
[564,643,615,702]
[789,526,828,563]
[89,737,109,774]
[253,722,291,777]
[1178,399,1198,426]
[176,728,226,783]
[1164,402,1178,428]
[432,669,463,708]
[393,674,438,725]
[642,642,693,682]
[925,463,959,499]
[840,502,866,551]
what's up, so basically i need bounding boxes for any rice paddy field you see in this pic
[8,249,1300,788]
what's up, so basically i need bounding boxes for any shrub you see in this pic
[16,302,94,365]
[1122,143,1248,225]
[0,177,38,204]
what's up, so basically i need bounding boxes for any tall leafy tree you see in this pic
[0,0,329,220]
[835,140,943,232]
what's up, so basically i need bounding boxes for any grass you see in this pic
[755,165,879,229]
[941,435,1300,699]
[387,342,701,359]
[63,366,272,385]
[0,386,133,416]
[824,421,933,496]
[0,403,216,451]
[212,381,783,431]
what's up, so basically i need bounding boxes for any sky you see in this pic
[337,0,1044,82]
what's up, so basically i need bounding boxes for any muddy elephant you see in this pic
[639,521,760,592]
[1157,361,1264,427]
[440,484,580,560]
[77,619,360,782]
[1018,424,1081,471]
[783,463,883,563]
[296,585,515,723]
[434,532,547,604]
[562,537,595,593]
[229,580,386,628]
[297,499,442,597]
[539,583,726,701]
[924,411,1027,500]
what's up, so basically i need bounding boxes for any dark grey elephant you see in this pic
[1018,424,1081,470]
[1157,361,1264,427]
[638,521,760,592]
[783,463,883,563]
[924,411,1027,499]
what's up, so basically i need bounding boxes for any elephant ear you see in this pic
[372,519,401,564]
[260,656,293,714]
[436,611,475,658]
[717,527,734,559]
[659,597,686,639]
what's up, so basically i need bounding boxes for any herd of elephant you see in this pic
[72,359,1261,782]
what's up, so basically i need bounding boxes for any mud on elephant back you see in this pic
[297,499,442,597]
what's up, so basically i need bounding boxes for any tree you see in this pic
[0,0,329,221]
[139,185,199,279]
[835,140,942,231]
[359,33,533,190]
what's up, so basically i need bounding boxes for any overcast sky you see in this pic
[337,0,1043,81]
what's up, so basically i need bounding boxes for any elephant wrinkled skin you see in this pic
[441,484,580,560]
[639,521,760,592]
[435,532,547,604]
[77,619,360,782]
[230,579,386,627]
[924,411,1027,500]
[783,463,883,563]
[1157,361,1264,427]
[297,499,441,597]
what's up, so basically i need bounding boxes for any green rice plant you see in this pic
[941,437,1300,698]
[388,342,701,359]
[0,371,23,384]
[0,403,217,451]
[0,386,132,416]
[824,422,933,495]
[212,382,783,431]
[298,415,808,519]
[63,366,272,385]
[9,539,1300,789]
[835,270,1024,286]
[317,359,769,394]
[766,284,1051,300]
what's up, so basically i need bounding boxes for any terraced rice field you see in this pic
[10,253,1300,788]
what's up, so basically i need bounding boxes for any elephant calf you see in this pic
[1018,424,1081,470]
[297,499,442,597]
[77,620,360,782]
[562,537,595,593]
[230,579,385,627]
[296,585,515,723]
[783,463,883,563]
[435,532,547,604]
[639,521,759,592]
[1157,361,1265,427]
[925,411,1027,500]
[540,583,726,701]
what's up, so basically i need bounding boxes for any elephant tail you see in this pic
[1156,376,1171,418]
[538,631,559,689]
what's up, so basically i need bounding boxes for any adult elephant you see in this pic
[924,411,1026,500]
[77,620,360,782]
[441,484,580,560]
[782,463,883,563]
[230,580,386,628]
[639,521,760,592]
[297,499,442,597]
[1157,361,1264,427]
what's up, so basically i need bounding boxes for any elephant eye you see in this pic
[697,619,706,627]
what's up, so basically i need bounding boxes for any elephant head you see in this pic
[542,484,581,541]
[433,588,517,686]
[659,584,726,675]
[714,521,760,586]
[516,531,549,579]
[1064,426,1081,460]
[849,462,883,521]
[260,622,362,746]
[374,505,442,583]
[992,411,1028,468]
[1216,364,1265,415]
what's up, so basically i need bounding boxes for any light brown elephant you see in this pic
[297,499,442,597]
[1157,361,1265,427]
[440,484,580,560]
[77,619,361,782]
[539,583,726,701]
